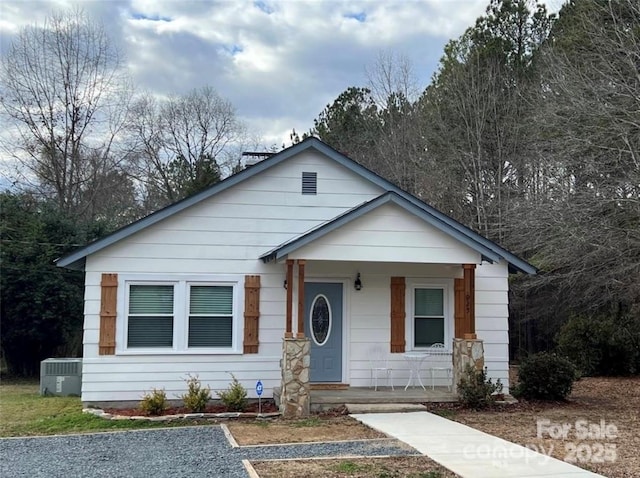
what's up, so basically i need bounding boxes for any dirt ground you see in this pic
[235,376,638,478]
[450,376,640,478]
[251,456,459,478]
[226,415,385,445]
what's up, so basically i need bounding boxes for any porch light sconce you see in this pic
[283,279,287,289]
[354,273,363,291]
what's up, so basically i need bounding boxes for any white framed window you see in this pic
[407,279,453,350]
[118,275,242,354]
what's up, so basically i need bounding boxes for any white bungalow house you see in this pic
[57,137,535,409]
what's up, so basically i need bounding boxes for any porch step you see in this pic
[273,387,281,408]
[346,403,427,414]
[274,386,458,413]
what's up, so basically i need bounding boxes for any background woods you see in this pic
[1,1,638,376]
[312,0,640,362]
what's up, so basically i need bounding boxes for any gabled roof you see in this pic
[57,136,536,274]
[260,191,503,264]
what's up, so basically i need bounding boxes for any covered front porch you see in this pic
[259,193,495,416]
[268,257,484,416]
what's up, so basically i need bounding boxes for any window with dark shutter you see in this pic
[302,171,317,194]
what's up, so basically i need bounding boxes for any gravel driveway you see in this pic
[0,425,416,477]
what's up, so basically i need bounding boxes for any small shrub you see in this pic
[457,365,503,409]
[181,374,211,412]
[139,388,168,416]
[433,409,456,419]
[334,461,363,473]
[216,373,248,411]
[292,417,322,427]
[515,352,578,400]
[557,314,640,376]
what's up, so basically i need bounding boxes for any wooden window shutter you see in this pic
[99,273,118,355]
[390,277,406,353]
[454,278,466,338]
[243,275,261,353]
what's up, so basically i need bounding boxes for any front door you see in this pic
[304,282,343,382]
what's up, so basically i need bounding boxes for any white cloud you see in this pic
[1,0,559,162]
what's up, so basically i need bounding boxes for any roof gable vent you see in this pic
[302,171,317,195]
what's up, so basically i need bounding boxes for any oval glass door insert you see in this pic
[310,294,331,346]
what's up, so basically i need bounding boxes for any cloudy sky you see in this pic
[0,0,561,150]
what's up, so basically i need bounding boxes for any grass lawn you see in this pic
[0,379,200,437]
[251,456,458,478]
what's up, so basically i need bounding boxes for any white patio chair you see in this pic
[425,343,453,390]
[369,345,394,391]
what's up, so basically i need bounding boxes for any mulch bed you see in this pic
[103,399,278,417]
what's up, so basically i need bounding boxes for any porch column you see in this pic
[463,264,476,339]
[296,260,306,338]
[285,259,294,338]
[280,259,310,417]
[280,337,311,417]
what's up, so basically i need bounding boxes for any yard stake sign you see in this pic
[256,380,263,414]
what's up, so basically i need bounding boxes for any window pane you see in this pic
[189,317,232,347]
[128,316,173,347]
[190,286,233,315]
[415,289,443,316]
[129,285,173,314]
[311,295,330,345]
[415,318,444,347]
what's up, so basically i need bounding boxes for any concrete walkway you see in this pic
[351,412,605,478]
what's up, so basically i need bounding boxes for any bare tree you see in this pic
[0,8,133,217]
[366,51,420,108]
[365,52,428,194]
[511,0,640,321]
[131,86,245,207]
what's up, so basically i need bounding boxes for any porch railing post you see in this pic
[296,260,306,338]
[285,259,294,338]
[463,264,476,339]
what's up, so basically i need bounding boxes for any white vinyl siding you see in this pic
[289,203,482,264]
[83,152,383,402]
[79,149,513,403]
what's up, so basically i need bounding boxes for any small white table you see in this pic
[403,352,429,391]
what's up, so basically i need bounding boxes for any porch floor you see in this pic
[274,386,458,412]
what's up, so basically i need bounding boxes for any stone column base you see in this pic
[280,337,310,417]
[452,338,484,395]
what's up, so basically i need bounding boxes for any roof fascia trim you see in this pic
[309,142,536,274]
[57,137,535,275]
[56,139,326,270]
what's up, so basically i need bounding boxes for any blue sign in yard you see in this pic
[255,380,263,397]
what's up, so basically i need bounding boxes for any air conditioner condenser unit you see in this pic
[40,358,82,396]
